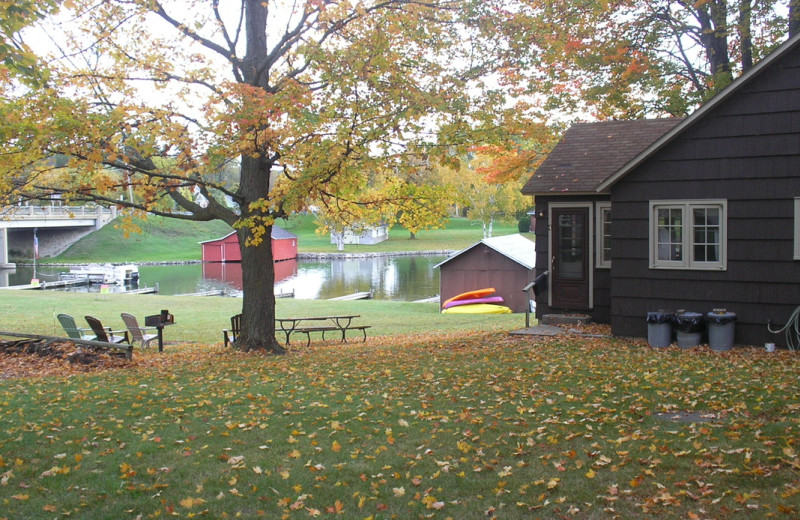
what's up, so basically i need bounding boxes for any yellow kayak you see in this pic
[442,303,513,314]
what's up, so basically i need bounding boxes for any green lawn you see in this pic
[0,291,523,344]
[49,213,525,263]
[1,321,798,519]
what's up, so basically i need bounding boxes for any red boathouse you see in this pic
[200,227,298,263]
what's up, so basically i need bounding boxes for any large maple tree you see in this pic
[0,0,514,352]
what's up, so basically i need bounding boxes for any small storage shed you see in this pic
[435,234,536,313]
[200,226,298,263]
[331,224,389,245]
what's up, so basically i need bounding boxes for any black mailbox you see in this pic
[145,310,174,327]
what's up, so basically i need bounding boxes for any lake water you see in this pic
[3,255,447,301]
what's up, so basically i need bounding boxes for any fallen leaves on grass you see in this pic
[0,329,798,519]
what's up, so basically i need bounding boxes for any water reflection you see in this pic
[2,255,445,301]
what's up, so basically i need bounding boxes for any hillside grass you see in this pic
[50,213,525,263]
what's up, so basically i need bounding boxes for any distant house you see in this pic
[331,224,389,246]
[522,33,800,346]
[435,234,536,313]
[200,226,298,263]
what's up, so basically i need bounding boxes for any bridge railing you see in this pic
[0,205,116,220]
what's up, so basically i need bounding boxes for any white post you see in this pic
[0,227,15,269]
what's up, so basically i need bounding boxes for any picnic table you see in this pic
[277,315,370,347]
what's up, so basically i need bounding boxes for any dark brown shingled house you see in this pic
[523,33,800,347]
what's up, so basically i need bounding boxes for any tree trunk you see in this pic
[695,0,732,83]
[234,152,285,353]
[739,0,753,73]
[409,231,416,240]
[236,224,285,353]
[791,0,800,37]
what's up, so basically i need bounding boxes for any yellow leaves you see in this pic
[392,486,405,497]
[42,504,57,513]
[585,469,596,479]
[227,455,245,469]
[179,496,206,508]
[11,494,29,501]
[119,462,136,479]
[421,495,445,510]
[331,440,342,453]
[546,478,560,490]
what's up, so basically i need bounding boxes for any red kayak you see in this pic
[442,287,496,307]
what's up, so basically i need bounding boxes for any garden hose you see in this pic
[767,305,800,351]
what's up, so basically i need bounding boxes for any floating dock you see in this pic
[328,291,372,301]
[1,279,88,290]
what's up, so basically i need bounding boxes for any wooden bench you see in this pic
[277,316,370,347]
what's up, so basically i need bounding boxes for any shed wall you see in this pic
[202,234,297,263]
[439,244,534,313]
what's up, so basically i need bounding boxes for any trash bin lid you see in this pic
[646,311,674,324]
[675,312,704,332]
[707,311,737,324]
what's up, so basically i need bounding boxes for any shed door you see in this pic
[551,206,591,309]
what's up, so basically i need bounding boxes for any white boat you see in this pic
[59,263,139,285]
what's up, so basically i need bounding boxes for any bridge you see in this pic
[0,205,117,268]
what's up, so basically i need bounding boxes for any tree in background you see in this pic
[479,0,795,118]
[0,0,513,353]
[435,154,532,239]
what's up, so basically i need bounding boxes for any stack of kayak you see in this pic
[441,287,513,314]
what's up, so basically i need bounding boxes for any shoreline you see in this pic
[17,250,456,267]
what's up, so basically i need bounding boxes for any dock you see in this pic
[275,290,294,298]
[0,279,88,290]
[124,286,159,295]
[174,289,224,297]
[328,291,372,301]
[412,296,440,303]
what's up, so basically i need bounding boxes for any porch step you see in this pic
[541,314,592,326]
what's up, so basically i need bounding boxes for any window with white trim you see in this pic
[795,198,800,260]
[649,200,727,270]
[596,202,611,268]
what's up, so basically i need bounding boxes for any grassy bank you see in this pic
[50,214,525,263]
[1,323,798,519]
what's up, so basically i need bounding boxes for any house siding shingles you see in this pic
[610,49,800,346]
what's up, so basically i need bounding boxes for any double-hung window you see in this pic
[649,200,727,270]
[596,202,611,268]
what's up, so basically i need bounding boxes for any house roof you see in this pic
[434,233,536,270]
[198,226,297,244]
[597,32,800,192]
[521,118,683,196]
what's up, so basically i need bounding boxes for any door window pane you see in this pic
[558,214,584,279]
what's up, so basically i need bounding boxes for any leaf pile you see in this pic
[0,339,131,379]
[0,330,798,519]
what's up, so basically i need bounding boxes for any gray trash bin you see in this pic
[646,311,673,348]
[675,311,703,348]
[707,311,736,351]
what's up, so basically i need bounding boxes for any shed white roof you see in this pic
[434,233,536,270]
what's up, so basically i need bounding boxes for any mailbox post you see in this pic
[144,310,174,352]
